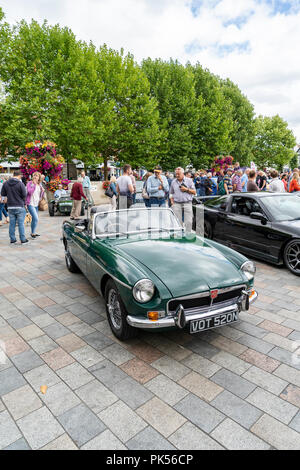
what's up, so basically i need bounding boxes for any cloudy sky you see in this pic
[1,0,300,142]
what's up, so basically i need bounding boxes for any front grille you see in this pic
[168,287,244,314]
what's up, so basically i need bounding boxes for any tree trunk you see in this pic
[104,157,108,180]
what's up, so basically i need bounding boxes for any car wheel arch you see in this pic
[100,274,112,297]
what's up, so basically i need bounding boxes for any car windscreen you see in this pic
[262,195,300,221]
[94,209,181,236]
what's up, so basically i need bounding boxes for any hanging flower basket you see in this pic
[19,140,67,190]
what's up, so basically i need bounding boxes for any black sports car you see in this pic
[193,192,300,275]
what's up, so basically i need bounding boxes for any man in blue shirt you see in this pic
[147,166,169,207]
[241,169,249,193]
[81,171,93,204]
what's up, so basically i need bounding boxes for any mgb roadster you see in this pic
[62,207,257,340]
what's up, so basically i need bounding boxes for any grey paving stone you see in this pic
[17,406,64,450]
[151,356,190,382]
[211,390,262,429]
[78,310,102,325]
[24,364,61,392]
[211,369,256,399]
[4,438,31,450]
[101,343,135,366]
[184,338,220,359]
[99,401,147,443]
[111,377,153,410]
[28,335,57,355]
[41,433,78,450]
[0,411,22,450]
[10,349,44,373]
[56,362,94,390]
[76,379,118,413]
[126,426,175,450]
[289,411,300,433]
[174,394,225,433]
[67,303,91,315]
[169,422,224,450]
[145,374,189,406]
[44,305,68,317]
[211,351,251,375]
[232,321,267,339]
[68,321,96,337]
[246,388,298,425]
[2,385,42,420]
[82,331,114,351]
[243,366,288,395]
[89,359,128,388]
[58,403,106,447]
[288,331,300,342]
[237,333,274,354]
[21,305,45,319]
[70,345,104,368]
[251,414,300,450]
[0,367,26,396]
[268,346,300,370]
[7,315,32,330]
[211,418,270,450]
[39,382,81,416]
[43,322,70,340]
[81,430,126,450]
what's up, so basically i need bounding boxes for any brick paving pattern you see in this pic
[1,212,300,449]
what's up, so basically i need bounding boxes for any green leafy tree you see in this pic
[142,58,199,170]
[289,153,299,170]
[219,78,255,166]
[253,115,297,169]
[190,65,235,169]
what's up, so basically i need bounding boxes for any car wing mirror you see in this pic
[250,212,267,224]
[220,202,227,211]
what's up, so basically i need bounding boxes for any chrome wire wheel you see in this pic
[285,241,300,274]
[107,288,122,330]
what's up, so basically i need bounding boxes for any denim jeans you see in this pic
[0,203,8,221]
[27,205,39,234]
[8,208,26,242]
[149,197,166,207]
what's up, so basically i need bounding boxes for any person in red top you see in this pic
[70,176,87,220]
[289,173,300,193]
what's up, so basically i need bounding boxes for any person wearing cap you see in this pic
[223,168,234,194]
[146,166,169,207]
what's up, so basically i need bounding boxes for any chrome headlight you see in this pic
[241,261,256,280]
[133,279,155,303]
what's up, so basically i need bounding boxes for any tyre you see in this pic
[105,279,137,341]
[49,203,55,217]
[284,239,300,276]
[204,220,213,239]
[65,246,81,273]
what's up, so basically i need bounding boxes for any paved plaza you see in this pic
[1,212,300,450]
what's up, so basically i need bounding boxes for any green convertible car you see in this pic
[62,207,257,340]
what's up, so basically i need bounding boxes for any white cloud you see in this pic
[1,0,300,142]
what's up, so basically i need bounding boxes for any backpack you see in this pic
[218,179,226,195]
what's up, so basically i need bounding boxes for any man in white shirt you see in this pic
[268,170,285,192]
[116,164,134,209]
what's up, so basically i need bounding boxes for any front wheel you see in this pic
[49,203,55,217]
[65,247,81,273]
[105,279,137,340]
[284,239,300,276]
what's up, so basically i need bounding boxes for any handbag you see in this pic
[105,186,114,198]
[38,198,48,211]
[142,183,149,199]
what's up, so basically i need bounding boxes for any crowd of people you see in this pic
[1,161,299,243]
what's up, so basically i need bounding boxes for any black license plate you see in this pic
[190,310,239,334]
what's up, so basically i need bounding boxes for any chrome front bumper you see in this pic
[126,290,258,329]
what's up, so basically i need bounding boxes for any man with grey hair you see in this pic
[169,167,196,232]
[70,176,87,220]
[81,170,93,204]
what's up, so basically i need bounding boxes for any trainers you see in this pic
[10,240,17,244]
[21,239,29,244]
